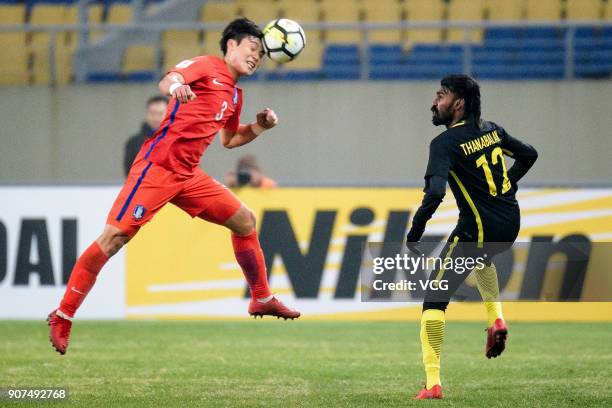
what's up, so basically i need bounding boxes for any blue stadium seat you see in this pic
[267,71,322,81]
[516,50,564,65]
[236,72,261,82]
[369,65,407,80]
[26,0,78,8]
[485,28,521,40]
[410,44,463,65]
[399,63,463,80]
[86,70,156,83]
[86,72,122,82]
[125,71,155,81]
[321,65,360,80]
[369,44,463,80]
[573,26,612,78]
[368,44,405,66]
[323,45,360,64]
[322,45,360,79]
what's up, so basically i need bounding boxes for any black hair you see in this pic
[219,18,263,55]
[440,74,481,123]
[146,95,169,107]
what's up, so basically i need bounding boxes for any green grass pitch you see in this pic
[1,321,611,407]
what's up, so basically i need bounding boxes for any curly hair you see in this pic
[441,74,481,123]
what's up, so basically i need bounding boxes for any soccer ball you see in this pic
[262,18,306,63]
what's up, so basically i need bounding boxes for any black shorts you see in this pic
[422,219,520,311]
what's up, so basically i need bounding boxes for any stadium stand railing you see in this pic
[0,0,610,85]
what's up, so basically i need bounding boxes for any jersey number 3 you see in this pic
[215,101,228,121]
[475,147,511,196]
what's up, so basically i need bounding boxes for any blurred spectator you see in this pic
[123,95,169,175]
[225,155,278,188]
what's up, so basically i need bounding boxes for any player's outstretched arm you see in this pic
[406,175,446,253]
[159,72,196,104]
[406,136,452,252]
[220,108,278,149]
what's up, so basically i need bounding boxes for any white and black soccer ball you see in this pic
[262,18,306,63]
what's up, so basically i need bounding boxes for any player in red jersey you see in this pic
[48,18,300,355]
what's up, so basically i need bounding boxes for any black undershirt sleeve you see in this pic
[406,176,446,242]
[407,135,452,243]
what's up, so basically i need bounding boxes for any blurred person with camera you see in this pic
[225,154,277,188]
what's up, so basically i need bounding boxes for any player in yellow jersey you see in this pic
[406,75,538,399]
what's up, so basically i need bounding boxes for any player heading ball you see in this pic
[48,18,300,356]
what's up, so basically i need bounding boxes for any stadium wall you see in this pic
[0,80,611,185]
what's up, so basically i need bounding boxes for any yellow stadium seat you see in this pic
[29,5,66,48]
[0,71,29,86]
[283,39,323,70]
[123,45,156,73]
[278,0,322,42]
[88,4,104,43]
[164,45,204,71]
[62,6,79,47]
[606,0,612,20]
[0,47,29,85]
[0,4,24,24]
[108,4,133,24]
[362,0,403,43]
[29,5,70,85]
[279,0,320,22]
[404,0,445,47]
[524,0,562,21]
[320,0,362,43]
[565,0,602,20]
[65,4,105,44]
[237,0,280,25]
[486,0,524,21]
[201,1,238,22]
[54,44,74,85]
[0,5,26,50]
[0,4,25,30]
[28,4,65,24]
[30,37,73,85]
[162,30,201,48]
[31,46,51,85]
[202,30,224,56]
[447,0,485,43]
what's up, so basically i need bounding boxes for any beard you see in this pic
[431,106,453,126]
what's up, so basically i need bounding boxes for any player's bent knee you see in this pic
[97,225,130,257]
[237,209,256,235]
[226,207,256,236]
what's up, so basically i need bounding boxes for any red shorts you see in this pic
[107,159,242,236]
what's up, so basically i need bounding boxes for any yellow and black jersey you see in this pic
[424,119,538,242]
[407,118,538,245]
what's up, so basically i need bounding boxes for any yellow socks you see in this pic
[420,308,445,389]
[474,263,504,326]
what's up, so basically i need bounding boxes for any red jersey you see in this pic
[137,56,243,176]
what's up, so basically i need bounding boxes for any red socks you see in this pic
[59,232,269,316]
[231,230,271,300]
[59,241,109,317]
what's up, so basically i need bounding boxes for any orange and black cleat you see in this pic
[486,318,508,359]
[414,384,443,400]
[248,297,300,320]
[47,309,72,355]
